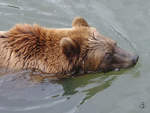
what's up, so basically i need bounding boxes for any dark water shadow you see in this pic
[0,66,139,107]
[55,69,129,105]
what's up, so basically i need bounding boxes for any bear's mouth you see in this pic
[114,68,120,71]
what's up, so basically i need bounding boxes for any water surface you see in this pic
[0,0,149,113]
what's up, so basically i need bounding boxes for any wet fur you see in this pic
[0,17,116,78]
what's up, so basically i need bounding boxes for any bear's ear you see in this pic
[72,17,89,27]
[60,37,80,58]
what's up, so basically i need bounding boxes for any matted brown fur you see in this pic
[0,18,93,77]
[0,17,138,79]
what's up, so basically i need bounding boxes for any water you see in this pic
[0,0,149,113]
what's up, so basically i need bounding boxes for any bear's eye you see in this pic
[105,53,113,62]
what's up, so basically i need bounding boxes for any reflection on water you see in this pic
[59,73,117,104]
[0,68,127,113]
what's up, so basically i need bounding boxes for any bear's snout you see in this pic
[111,46,139,70]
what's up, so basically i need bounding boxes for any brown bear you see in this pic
[0,17,138,79]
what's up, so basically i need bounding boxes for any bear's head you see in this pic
[60,17,139,74]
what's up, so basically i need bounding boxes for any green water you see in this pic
[0,0,149,113]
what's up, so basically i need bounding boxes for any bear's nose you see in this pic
[132,55,139,65]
